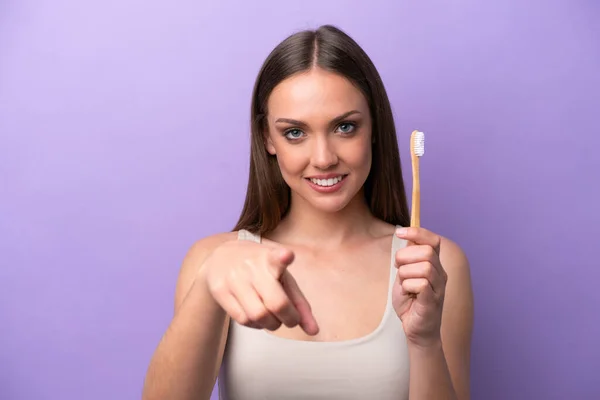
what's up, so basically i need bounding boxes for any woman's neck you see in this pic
[270,191,378,247]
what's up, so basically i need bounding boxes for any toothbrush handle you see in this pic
[411,155,420,228]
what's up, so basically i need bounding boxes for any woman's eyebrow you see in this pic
[274,110,361,128]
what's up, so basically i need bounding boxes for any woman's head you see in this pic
[234,25,409,234]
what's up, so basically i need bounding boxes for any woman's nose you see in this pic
[311,135,338,169]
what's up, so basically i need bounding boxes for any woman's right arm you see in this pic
[142,233,235,400]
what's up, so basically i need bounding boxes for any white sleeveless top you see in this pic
[217,229,410,400]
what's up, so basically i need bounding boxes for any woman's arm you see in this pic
[142,233,235,400]
[407,237,474,400]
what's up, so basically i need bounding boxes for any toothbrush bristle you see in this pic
[413,131,425,157]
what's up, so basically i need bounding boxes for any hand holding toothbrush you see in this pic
[392,131,449,348]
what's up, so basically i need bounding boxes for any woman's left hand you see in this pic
[392,227,448,348]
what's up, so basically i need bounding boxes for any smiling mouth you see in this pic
[305,174,348,187]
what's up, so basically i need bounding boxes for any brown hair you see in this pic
[233,25,409,235]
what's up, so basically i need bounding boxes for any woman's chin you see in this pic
[303,193,357,214]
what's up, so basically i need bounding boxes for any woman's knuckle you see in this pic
[422,262,432,275]
[395,250,404,264]
[266,320,282,331]
[247,309,264,322]
[269,297,289,314]
[210,279,226,294]
[424,246,435,259]
[236,312,250,326]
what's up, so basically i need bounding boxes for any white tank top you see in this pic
[217,228,410,400]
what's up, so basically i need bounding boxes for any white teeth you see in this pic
[310,175,344,187]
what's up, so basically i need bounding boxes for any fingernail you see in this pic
[396,228,408,237]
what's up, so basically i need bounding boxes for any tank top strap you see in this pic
[237,229,261,243]
[390,225,408,257]
[388,225,408,293]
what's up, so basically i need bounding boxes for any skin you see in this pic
[142,67,474,400]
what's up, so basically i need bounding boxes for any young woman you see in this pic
[142,25,474,400]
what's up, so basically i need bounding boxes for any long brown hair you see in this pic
[233,25,409,235]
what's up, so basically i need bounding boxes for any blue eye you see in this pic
[284,129,304,140]
[337,122,356,134]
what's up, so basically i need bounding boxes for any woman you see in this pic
[143,25,474,400]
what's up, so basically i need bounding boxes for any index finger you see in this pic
[395,227,441,254]
[280,271,320,336]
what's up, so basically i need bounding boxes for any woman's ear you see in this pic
[264,132,276,155]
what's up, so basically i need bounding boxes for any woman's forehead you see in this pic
[267,69,368,120]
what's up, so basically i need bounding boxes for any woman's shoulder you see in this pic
[436,235,469,274]
[186,231,240,258]
[369,220,400,243]
[182,230,252,269]
[173,231,240,309]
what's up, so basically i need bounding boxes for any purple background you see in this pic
[1,1,598,399]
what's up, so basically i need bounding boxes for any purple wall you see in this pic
[1,1,598,399]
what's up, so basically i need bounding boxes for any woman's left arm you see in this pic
[394,229,474,400]
[410,238,474,400]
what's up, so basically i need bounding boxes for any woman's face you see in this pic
[264,67,373,213]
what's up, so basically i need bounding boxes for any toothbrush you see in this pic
[410,130,425,228]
